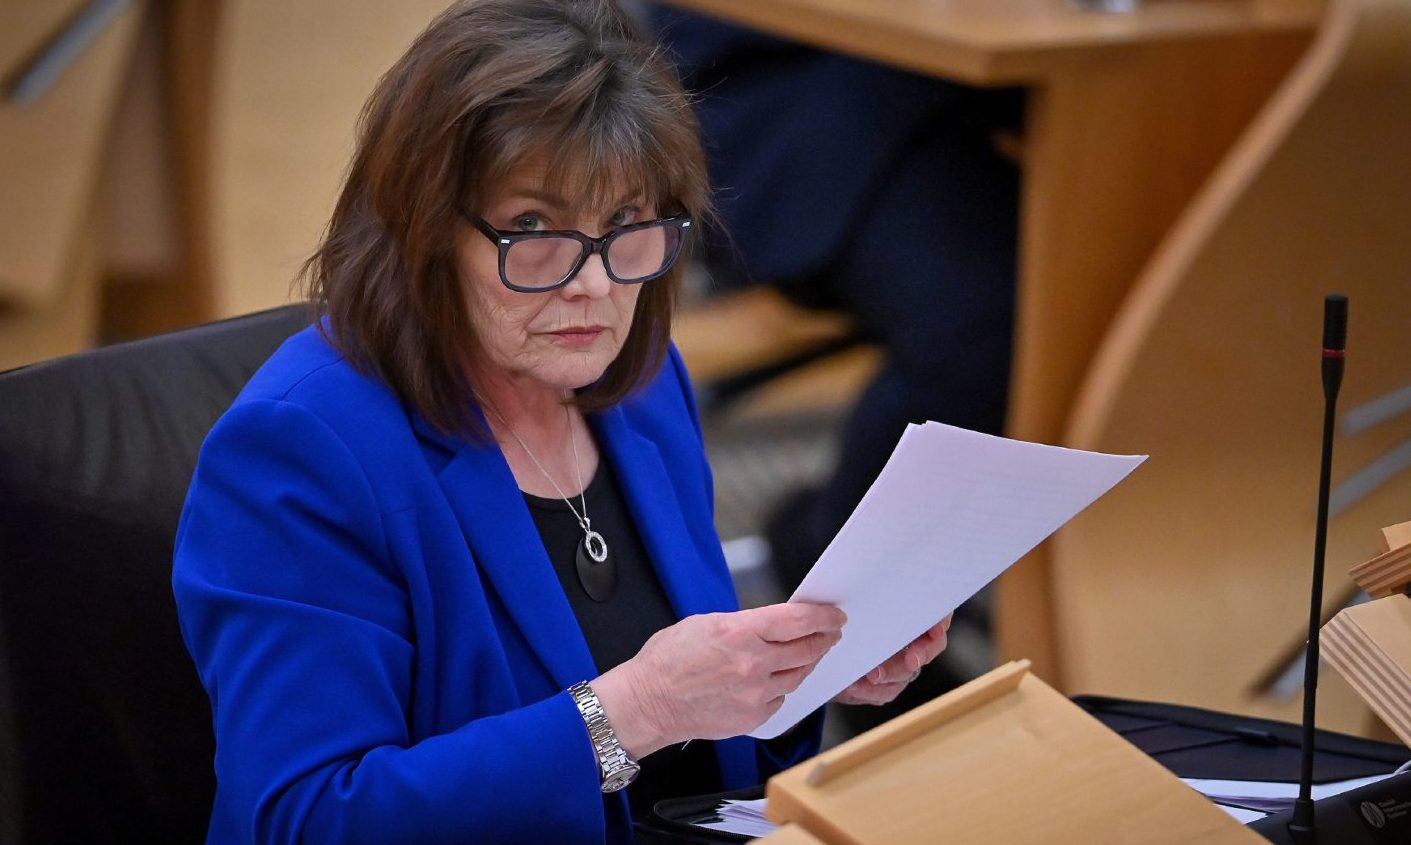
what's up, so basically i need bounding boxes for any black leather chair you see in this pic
[0,306,309,844]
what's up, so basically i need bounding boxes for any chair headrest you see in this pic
[0,305,309,842]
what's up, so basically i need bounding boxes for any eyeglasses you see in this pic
[470,215,692,293]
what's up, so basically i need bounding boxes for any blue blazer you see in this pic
[173,327,819,844]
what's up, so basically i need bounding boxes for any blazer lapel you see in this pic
[421,416,597,691]
[593,409,762,789]
[592,406,736,621]
[413,401,734,690]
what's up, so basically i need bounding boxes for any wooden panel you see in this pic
[0,0,144,308]
[1348,541,1411,598]
[207,0,452,318]
[757,825,829,845]
[0,211,101,370]
[995,31,1312,683]
[91,0,237,341]
[99,10,179,284]
[1324,596,1411,747]
[1055,0,1411,733]
[1006,32,1312,448]
[766,664,1262,844]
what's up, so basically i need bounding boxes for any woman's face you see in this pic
[457,163,651,395]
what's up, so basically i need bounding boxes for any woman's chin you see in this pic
[537,358,616,393]
[556,344,622,386]
[479,340,624,396]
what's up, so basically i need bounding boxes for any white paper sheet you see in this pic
[751,422,1146,739]
[1182,773,1394,814]
[1213,804,1267,825]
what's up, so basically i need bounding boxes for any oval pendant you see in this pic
[576,532,616,603]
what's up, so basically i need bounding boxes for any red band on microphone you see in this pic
[1322,348,1345,359]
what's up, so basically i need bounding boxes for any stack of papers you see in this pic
[1182,773,1396,823]
[692,798,772,839]
[751,421,1145,738]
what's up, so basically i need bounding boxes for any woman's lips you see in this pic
[547,326,605,346]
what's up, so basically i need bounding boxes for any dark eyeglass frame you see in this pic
[469,214,693,293]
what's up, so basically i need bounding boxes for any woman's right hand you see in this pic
[591,603,846,758]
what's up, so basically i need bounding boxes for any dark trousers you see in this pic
[769,112,1019,588]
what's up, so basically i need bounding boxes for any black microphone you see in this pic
[1288,294,1349,843]
[1322,295,1348,401]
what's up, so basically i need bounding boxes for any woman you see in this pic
[173,1,951,842]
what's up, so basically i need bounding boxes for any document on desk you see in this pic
[751,422,1146,739]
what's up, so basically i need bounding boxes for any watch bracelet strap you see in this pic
[568,681,637,783]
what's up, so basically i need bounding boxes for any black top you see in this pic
[522,459,722,819]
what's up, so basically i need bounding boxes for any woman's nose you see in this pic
[559,252,612,299]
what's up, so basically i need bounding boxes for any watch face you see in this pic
[601,763,641,793]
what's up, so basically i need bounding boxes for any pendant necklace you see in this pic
[492,404,615,601]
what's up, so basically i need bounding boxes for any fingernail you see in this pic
[907,651,921,672]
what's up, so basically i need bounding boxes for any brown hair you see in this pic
[301,0,710,436]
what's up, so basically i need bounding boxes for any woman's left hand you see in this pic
[833,613,953,706]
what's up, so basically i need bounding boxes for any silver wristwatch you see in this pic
[568,681,641,793]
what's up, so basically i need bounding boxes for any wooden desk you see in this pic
[658,0,1321,683]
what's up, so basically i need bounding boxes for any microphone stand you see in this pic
[1288,294,1348,844]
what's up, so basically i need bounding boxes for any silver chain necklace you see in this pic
[490,404,609,564]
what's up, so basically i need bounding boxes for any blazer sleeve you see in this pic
[173,399,604,844]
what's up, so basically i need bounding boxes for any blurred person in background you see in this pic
[650,7,1022,734]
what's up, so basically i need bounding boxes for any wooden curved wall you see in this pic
[1055,0,1411,733]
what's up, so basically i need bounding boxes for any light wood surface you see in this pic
[0,0,144,308]
[0,0,145,368]
[1000,30,1310,679]
[765,662,1263,844]
[1349,542,1411,599]
[1329,524,1411,743]
[757,824,829,845]
[805,660,1029,787]
[672,288,855,383]
[672,287,879,421]
[661,0,1321,82]
[1325,595,1411,747]
[1055,0,1411,733]
[208,0,453,318]
[94,4,215,342]
[158,0,225,330]
[660,0,1319,683]
[1381,520,1411,552]
[0,210,102,370]
[98,15,179,286]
